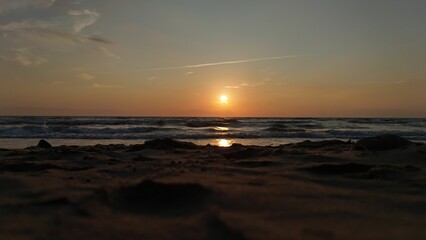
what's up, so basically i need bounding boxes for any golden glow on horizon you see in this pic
[217,139,233,147]
[220,95,229,104]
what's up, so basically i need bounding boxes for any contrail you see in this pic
[138,54,302,72]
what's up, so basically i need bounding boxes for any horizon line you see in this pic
[0,115,424,119]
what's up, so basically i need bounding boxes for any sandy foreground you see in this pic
[0,136,425,240]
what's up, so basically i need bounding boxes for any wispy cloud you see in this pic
[0,20,112,49]
[68,9,100,33]
[77,73,95,80]
[0,20,50,31]
[1,48,47,66]
[0,3,101,33]
[0,19,112,46]
[92,83,122,89]
[99,46,121,59]
[139,55,302,72]
[0,1,115,66]
[224,85,241,89]
[0,0,55,13]
[224,82,265,89]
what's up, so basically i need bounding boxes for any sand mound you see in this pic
[109,180,212,216]
[365,165,420,180]
[233,160,280,168]
[37,139,52,148]
[302,163,374,175]
[128,138,199,151]
[292,139,350,149]
[223,147,273,159]
[354,135,411,151]
[206,216,246,240]
[1,137,425,239]
[302,162,421,181]
[132,155,156,162]
[0,162,63,172]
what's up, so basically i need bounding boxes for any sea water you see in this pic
[0,117,425,148]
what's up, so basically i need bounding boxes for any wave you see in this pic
[0,125,177,138]
[325,129,426,140]
[0,117,184,127]
[346,118,426,125]
[263,124,306,133]
[0,117,425,141]
[185,118,240,128]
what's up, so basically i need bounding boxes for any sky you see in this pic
[0,0,425,117]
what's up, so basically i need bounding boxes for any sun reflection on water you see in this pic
[214,127,229,131]
[217,139,233,147]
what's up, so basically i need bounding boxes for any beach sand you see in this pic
[0,136,425,240]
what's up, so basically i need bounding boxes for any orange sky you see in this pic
[1,1,425,117]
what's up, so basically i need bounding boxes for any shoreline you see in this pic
[1,136,425,239]
[1,137,426,150]
[0,138,343,150]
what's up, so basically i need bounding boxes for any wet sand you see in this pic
[0,137,425,240]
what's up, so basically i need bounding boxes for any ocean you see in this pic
[0,116,425,148]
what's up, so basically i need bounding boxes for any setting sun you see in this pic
[220,95,229,104]
[217,139,233,147]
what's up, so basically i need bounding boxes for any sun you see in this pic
[220,95,228,104]
[217,139,233,147]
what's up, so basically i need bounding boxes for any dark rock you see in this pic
[354,135,411,151]
[37,139,52,148]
